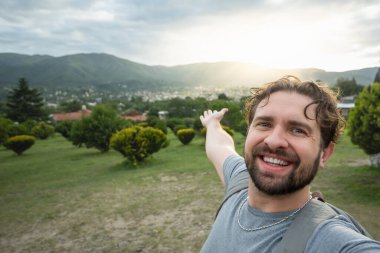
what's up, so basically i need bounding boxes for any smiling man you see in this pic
[199,76,380,252]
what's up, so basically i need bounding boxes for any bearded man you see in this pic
[199,76,380,252]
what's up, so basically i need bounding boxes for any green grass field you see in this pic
[0,131,379,252]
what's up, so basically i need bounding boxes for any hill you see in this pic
[0,53,378,91]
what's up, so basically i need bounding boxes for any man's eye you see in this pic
[256,122,271,128]
[291,128,306,135]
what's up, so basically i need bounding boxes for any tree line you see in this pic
[0,77,379,167]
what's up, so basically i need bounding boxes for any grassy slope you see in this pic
[0,132,379,252]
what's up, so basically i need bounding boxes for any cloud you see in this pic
[0,0,379,70]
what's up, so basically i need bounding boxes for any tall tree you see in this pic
[374,68,380,83]
[6,78,45,122]
[334,77,364,97]
[348,82,380,166]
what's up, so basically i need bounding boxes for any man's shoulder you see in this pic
[306,215,380,252]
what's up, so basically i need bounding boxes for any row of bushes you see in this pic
[0,118,55,143]
[1,104,236,161]
[1,118,56,155]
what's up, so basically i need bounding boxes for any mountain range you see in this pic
[0,53,378,91]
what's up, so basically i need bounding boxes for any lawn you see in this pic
[0,131,379,252]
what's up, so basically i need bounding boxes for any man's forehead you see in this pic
[256,91,317,120]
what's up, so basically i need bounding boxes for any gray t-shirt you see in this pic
[200,155,380,253]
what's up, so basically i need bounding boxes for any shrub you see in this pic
[176,128,196,145]
[146,116,168,134]
[4,135,35,155]
[174,125,187,135]
[137,122,149,128]
[183,117,195,128]
[111,126,168,164]
[222,125,235,137]
[236,119,248,136]
[21,119,37,133]
[31,122,55,139]
[70,120,87,148]
[0,117,13,144]
[7,124,28,137]
[69,105,125,152]
[348,82,380,155]
[193,117,203,131]
[55,121,74,139]
[166,118,185,132]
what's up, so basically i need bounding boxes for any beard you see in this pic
[244,144,322,195]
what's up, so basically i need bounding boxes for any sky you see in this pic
[1,0,379,71]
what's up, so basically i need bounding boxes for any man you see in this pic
[199,76,380,252]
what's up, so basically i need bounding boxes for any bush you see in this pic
[69,105,125,152]
[55,121,74,139]
[183,117,195,128]
[193,117,203,131]
[166,118,184,132]
[174,125,187,135]
[348,83,380,155]
[176,128,196,145]
[137,122,149,128]
[7,124,28,137]
[4,135,35,155]
[0,117,13,144]
[70,120,87,148]
[111,126,168,164]
[21,119,38,133]
[146,116,167,134]
[31,122,55,139]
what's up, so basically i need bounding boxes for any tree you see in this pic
[374,68,380,83]
[70,104,124,152]
[31,122,55,139]
[334,77,364,97]
[111,126,168,164]
[217,93,229,100]
[6,78,45,122]
[348,82,380,167]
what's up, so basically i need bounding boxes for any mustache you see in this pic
[251,144,299,163]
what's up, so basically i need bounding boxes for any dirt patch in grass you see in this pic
[0,173,221,253]
[346,158,369,167]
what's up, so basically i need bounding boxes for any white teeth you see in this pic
[263,156,289,166]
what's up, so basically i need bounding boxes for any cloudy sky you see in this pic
[1,0,379,71]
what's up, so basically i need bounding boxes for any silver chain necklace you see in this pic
[237,195,312,232]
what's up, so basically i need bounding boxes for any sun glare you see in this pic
[158,9,369,71]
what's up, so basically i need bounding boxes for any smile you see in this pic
[263,156,289,166]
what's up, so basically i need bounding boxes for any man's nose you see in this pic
[264,126,289,150]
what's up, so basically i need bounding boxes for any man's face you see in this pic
[244,91,325,195]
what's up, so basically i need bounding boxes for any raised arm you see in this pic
[200,108,238,185]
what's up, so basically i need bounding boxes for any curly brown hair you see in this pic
[245,75,345,148]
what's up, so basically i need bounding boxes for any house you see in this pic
[121,111,147,122]
[52,106,92,122]
[337,96,356,119]
[158,111,169,120]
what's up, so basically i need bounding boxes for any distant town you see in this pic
[38,85,251,109]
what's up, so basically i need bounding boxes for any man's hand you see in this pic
[200,108,228,128]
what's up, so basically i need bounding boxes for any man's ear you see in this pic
[320,143,335,168]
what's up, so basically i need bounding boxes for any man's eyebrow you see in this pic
[253,116,273,122]
[288,120,313,133]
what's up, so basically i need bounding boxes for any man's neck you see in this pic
[247,180,311,213]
